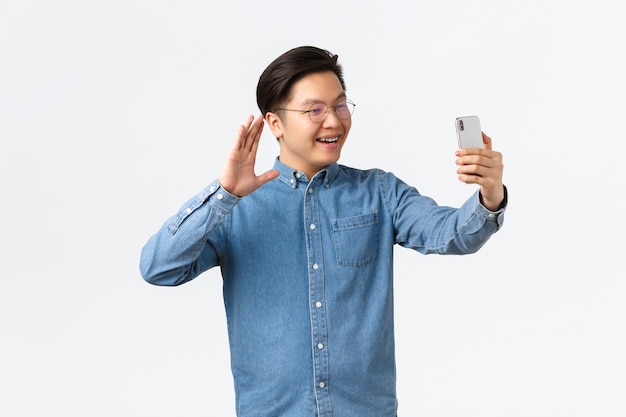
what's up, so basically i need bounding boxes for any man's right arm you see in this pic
[139,180,239,286]
[140,115,278,286]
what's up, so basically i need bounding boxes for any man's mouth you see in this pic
[317,136,339,143]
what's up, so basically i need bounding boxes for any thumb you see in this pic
[482,132,493,150]
[255,169,280,187]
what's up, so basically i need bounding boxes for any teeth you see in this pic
[319,137,338,143]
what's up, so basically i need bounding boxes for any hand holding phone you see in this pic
[455,116,483,149]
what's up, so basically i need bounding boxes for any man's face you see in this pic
[266,71,352,179]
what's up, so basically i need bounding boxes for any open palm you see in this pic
[218,115,279,197]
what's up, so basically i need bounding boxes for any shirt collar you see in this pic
[272,157,339,189]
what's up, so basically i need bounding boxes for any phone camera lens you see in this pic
[459,120,464,131]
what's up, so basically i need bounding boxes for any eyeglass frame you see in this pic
[273,99,356,123]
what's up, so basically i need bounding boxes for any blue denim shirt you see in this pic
[140,159,506,417]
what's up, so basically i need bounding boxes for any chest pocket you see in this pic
[332,211,379,267]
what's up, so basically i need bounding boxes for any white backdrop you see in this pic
[1,1,624,416]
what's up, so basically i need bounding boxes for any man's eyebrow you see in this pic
[301,93,347,105]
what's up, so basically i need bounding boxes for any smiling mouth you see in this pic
[317,136,339,143]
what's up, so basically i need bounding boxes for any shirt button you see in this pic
[315,301,322,308]
[217,193,223,200]
[308,188,313,193]
[295,172,301,178]
[313,263,319,270]
[309,224,316,230]
[290,179,295,184]
[317,343,324,350]
[318,382,325,388]
[185,208,192,214]
[209,186,215,192]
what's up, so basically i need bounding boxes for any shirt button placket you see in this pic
[305,179,332,414]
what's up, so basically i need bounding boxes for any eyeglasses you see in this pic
[274,99,356,123]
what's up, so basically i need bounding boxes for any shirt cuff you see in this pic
[479,184,508,212]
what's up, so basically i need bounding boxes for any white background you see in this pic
[1,0,624,416]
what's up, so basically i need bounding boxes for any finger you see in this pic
[456,149,502,170]
[236,115,255,150]
[243,115,261,150]
[458,158,500,177]
[457,155,497,170]
[482,131,493,151]
[457,163,483,178]
[458,173,479,185]
[458,159,503,189]
[246,115,265,152]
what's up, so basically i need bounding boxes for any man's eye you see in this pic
[309,106,324,114]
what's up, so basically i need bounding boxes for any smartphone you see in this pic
[455,116,483,149]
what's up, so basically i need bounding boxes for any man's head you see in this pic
[256,46,346,116]
[258,46,353,179]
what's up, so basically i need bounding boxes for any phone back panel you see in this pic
[455,116,483,149]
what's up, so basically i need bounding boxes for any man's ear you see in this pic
[265,112,283,140]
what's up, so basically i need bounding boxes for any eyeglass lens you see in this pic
[309,101,354,122]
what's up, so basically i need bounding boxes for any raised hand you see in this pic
[218,115,280,197]
[455,132,505,211]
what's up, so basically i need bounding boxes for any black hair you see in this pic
[256,46,346,116]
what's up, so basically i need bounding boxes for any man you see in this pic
[140,45,506,417]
